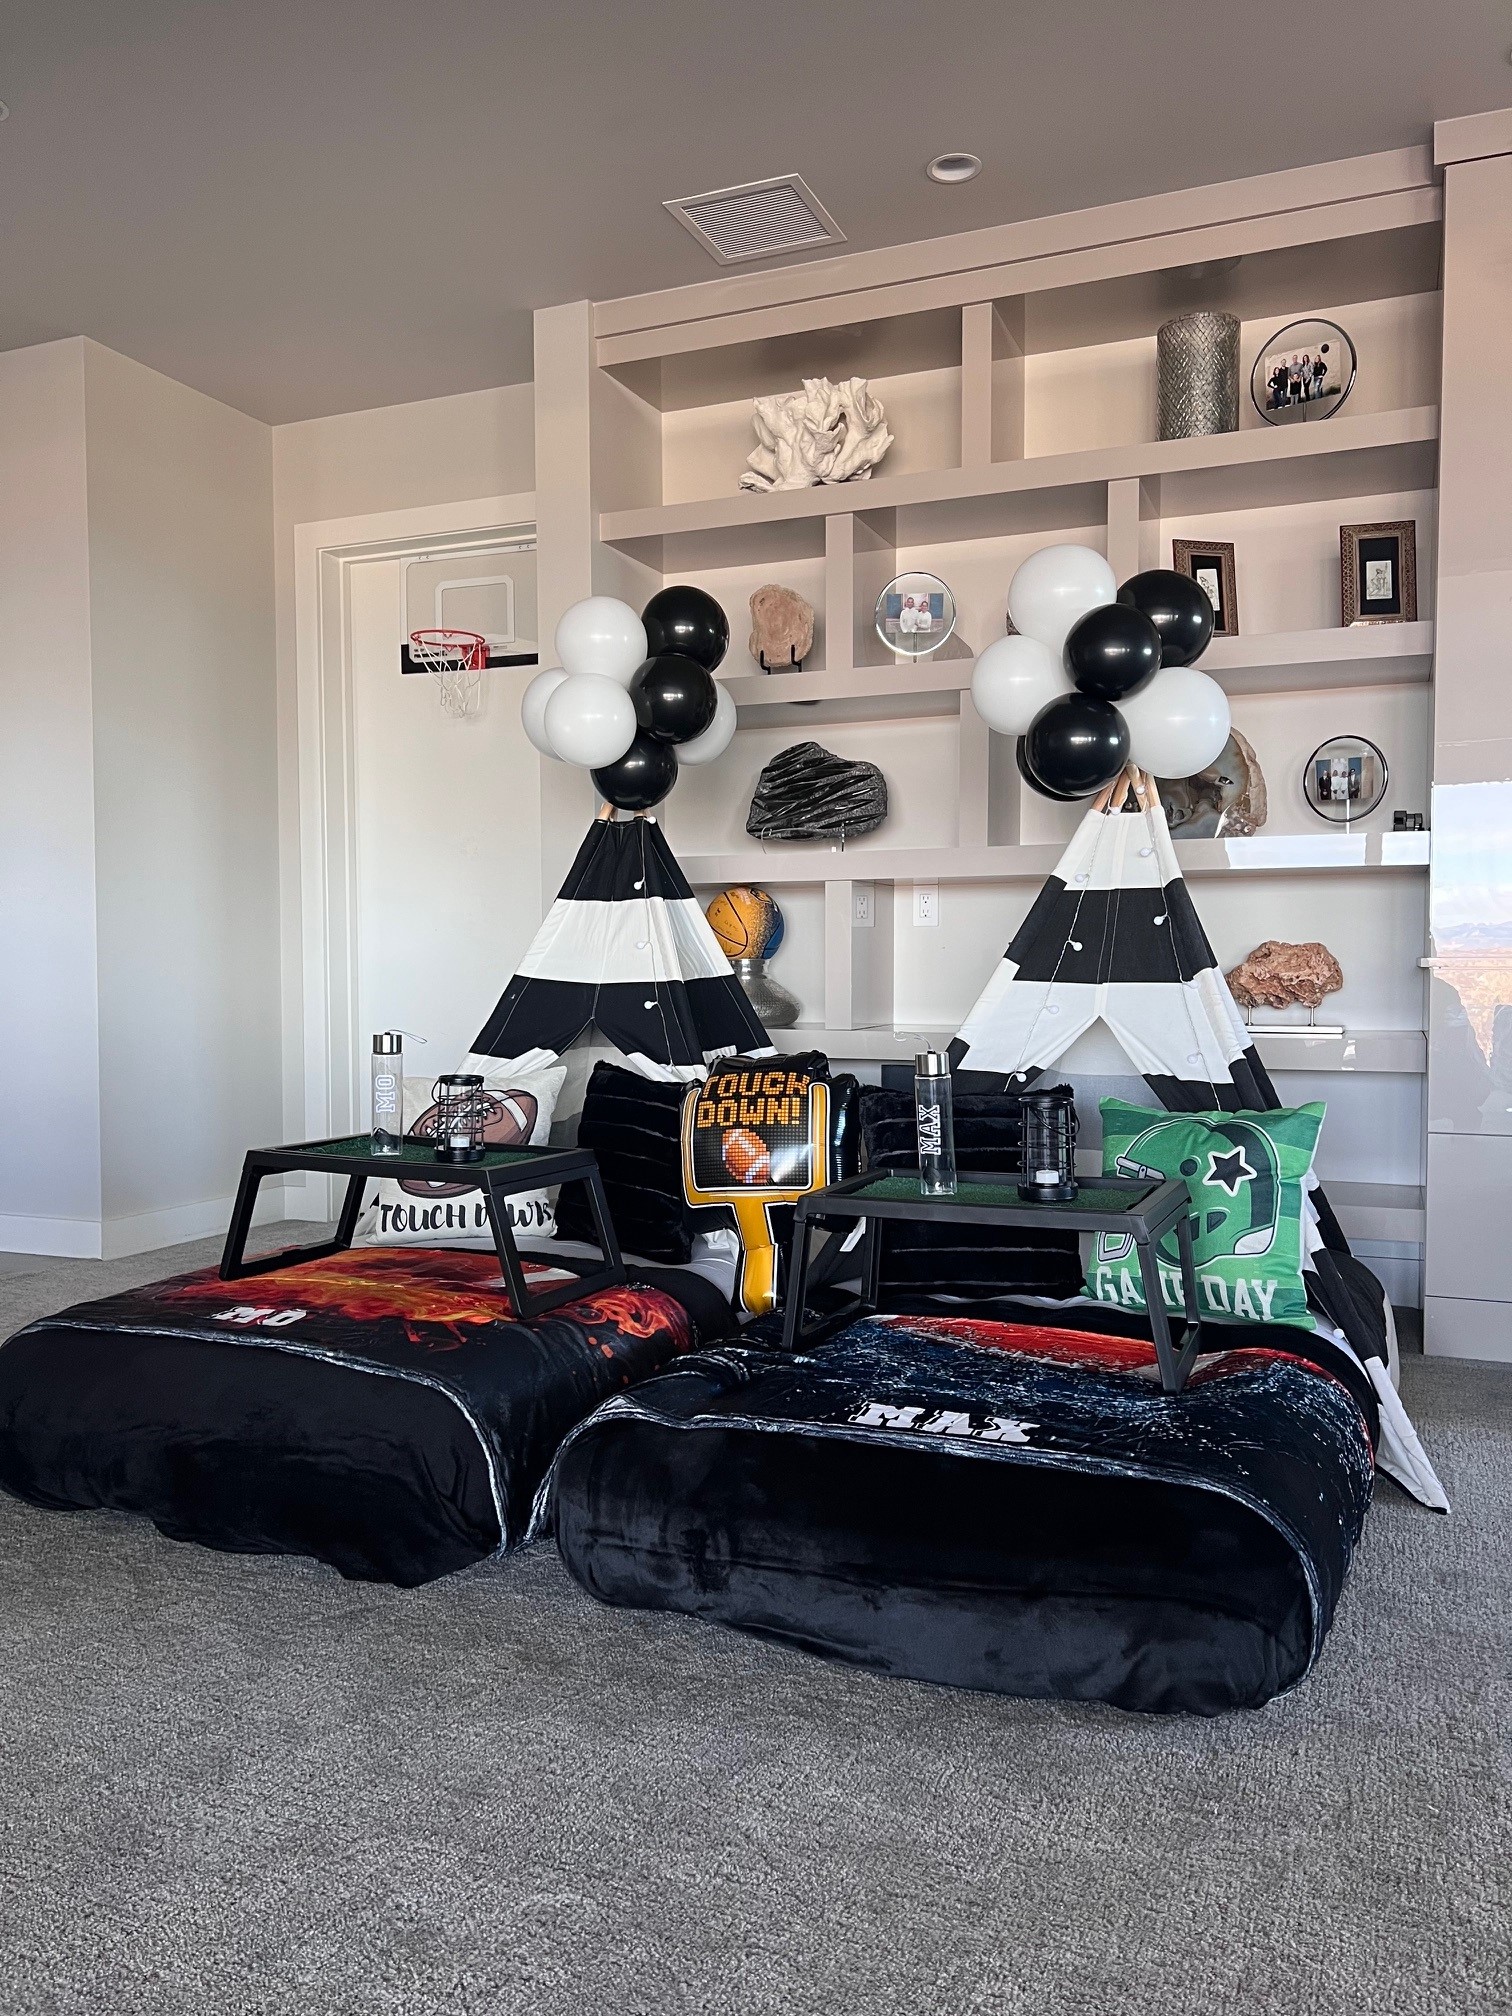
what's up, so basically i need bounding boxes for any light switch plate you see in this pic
[913,883,938,927]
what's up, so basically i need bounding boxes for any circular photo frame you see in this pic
[1303,735,1388,824]
[1251,318,1357,426]
[875,572,957,660]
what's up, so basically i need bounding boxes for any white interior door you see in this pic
[347,552,542,1075]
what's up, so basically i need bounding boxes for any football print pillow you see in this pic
[354,1061,565,1250]
[1085,1097,1325,1329]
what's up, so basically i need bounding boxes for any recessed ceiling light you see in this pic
[927,152,981,185]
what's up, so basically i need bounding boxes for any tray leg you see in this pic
[1169,1209,1204,1387]
[486,1170,627,1320]
[219,1164,366,1283]
[1135,1231,1181,1393]
[482,1180,536,1317]
[218,1160,265,1280]
[780,1202,813,1352]
[782,1207,872,1350]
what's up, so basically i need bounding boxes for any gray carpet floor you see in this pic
[0,1233,1508,2016]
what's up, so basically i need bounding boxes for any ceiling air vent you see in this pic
[664,175,846,265]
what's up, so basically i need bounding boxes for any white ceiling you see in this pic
[2,0,1507,423]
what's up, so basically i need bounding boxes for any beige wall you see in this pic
[0,340,102,1248]
[83,341,280,1242]
[0,337,281,1256]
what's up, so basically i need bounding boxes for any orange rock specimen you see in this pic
[1226,940,1344,1013]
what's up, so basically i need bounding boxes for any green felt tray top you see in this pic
[294,1134,544,1169]
[853,1174,1161,1214]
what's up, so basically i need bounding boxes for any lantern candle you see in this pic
[433,1073,487,1164]
[1018,1088,1078,1203]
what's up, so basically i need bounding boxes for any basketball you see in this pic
[722,1126,771,1184]
[706,885,783,960]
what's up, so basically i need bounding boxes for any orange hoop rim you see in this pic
[410,627,488,671]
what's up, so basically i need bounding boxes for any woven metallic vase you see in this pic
[731,956,800,1030]
[1157,312,1240,439]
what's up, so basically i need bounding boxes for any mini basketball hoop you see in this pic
[409,628,488,719]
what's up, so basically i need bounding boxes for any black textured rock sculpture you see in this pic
[746,741,888,843]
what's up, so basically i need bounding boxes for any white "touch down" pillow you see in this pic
[353,1061,567,1250]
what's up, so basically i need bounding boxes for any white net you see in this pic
[410,630,486,720]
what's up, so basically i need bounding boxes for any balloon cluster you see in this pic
[520,586,737,810]
[970,546,1231,799]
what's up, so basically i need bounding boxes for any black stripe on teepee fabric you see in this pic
[473,974,765,1070]
[471,975,595,1060]
[1002,875,1068,972]
[593,978,727,1068]
[559,818,692,904]
[683,974,771,1056]
[1008,885,1215,986]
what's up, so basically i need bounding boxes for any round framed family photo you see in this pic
[1302,734,1388,824]
[1251,318,1357,425]
[875,572,957,660]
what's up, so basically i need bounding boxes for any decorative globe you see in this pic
[706,886,784,961]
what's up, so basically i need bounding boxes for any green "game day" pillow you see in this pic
[1085,1097,1325,1330]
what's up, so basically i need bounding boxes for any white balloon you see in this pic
[521,668,568,759]
[970,633,1072,738]
[675,680,737,766]
[1006,545,1118,655]
[543,673,637,768]
[1117,666,1232,779]
[554,596,648,684]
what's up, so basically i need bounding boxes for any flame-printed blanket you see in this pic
[0,1248,713,1584]
[548,1313,1380,1711]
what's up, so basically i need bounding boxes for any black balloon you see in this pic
[1063,602,1162,702]
[592,732,678,811]
[642,584,730,671]
[1023,693,1130,799]
[630,653,718,744]
[1116,568,1214,668]
[1014,734,1083,803]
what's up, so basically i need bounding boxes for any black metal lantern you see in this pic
[432,1073,487,1164]
[1018,1089,1078,1203]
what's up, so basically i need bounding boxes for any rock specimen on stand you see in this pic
[1158,727,1267,838]
[748,585,815,671]
[1226,940,1344,1013]
[746,741,888,843]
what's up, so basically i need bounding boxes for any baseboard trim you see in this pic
[1423,1293,1512,1363]
[0,1182,287,1263]
[0,1214,105,1261]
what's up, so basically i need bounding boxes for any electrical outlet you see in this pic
[913,883,939,927]
[851,884,874,928]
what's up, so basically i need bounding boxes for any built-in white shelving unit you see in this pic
[538,144,1446,1297]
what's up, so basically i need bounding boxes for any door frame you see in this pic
[289,491,537,1214]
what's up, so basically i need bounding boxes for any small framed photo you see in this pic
[1340,521,1416,625]
[1172,538,1238,637]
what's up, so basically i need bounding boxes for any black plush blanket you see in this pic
[0,1247,729,1585]
[550,1312,1379,1713]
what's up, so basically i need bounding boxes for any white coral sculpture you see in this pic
[738,376,894,493]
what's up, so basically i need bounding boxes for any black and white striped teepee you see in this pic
[469,815,772,1082]
[950,769,1445,1507]
[951,773,1279,1114]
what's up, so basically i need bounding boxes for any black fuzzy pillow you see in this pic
[554,1063,693,1263]
[859,1087,1083,1303]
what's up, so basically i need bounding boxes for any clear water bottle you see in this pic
[371,1032,404,1155]
[914,1050,957,1197]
